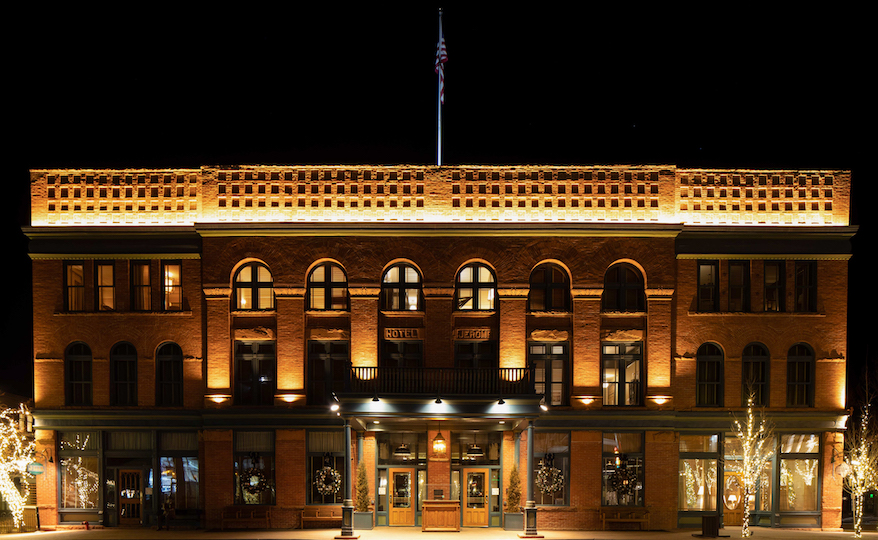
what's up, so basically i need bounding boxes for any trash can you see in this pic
[702,513,719,537]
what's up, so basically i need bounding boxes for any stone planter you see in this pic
[504,512,524,531]
[353,511,374,530]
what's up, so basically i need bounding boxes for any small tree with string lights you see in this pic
[842,378,878,539]
[731,394,775,538]
[0,405,35,531]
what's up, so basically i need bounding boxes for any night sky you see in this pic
[5,6,872,401]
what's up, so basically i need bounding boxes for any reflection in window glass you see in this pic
[678,458,717,511]
[780,459,819,511]
[160,457,199,511]
[61,456,99,508]
[602,433,643,506]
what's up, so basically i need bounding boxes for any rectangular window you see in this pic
[307,431,346,504]
[381,340,423,369]
[59,432,100,509]
[131,261,151,311]
[602,432,644,506]
[455,341,498,370]
[95,262,115,310]
[162,261,182,311]
[764,261,785,312]
[728,261,750,312]
[678,435,719,512]
[307,341,350,406]
[160,432,200,514]
[235,342,276,406]
[234,431,275,505]
[779,434,820,514]
[697,261,719,312]
[529,342,568,406]
[532,432,569,505]
[65,262,85,311]
[794,261,817,312]
[602,342,642,406]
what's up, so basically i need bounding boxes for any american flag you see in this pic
[435,23,447,104]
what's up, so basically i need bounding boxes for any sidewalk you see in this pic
[1,526,877,540]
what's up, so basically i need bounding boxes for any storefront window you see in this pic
[159,431,199,513]
[234,431,275,505]
[532,432,569,505]
[307,431,345,504]
[779,434,820,514]
[59,432,100,509]
[678,435,718,511]
[602,432,643,506]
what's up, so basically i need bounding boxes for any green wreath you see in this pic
[315,466,342,496]
[536,465,564,494]
[241,467,269,494]
[607,468,637,497]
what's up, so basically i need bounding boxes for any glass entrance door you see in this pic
[389,468,415,526]
[462,468,489,527]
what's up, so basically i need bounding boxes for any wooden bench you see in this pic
[301,507,343,528]
[600,507,649,530]
[220,507,271,530]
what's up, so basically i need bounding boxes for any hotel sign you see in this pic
[384,328,423,339]
[455,328,492,340]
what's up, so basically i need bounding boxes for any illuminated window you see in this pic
[530,342,568,406]
[156,342,184,407]
[65,342,92,406]
[65,262,85,312]
[742,343,769,407]
[382,263,422,311]
[529,263,570,312]
[131,261,151,311]
[678,435,719,513]
[234,262,275,311]
[455,263,496,311]
[162,261,182,311]
[308,262,348,311]
[696,343,723,407]
[602,263,644,312]
[95,262,115,311]
[602,342,642,406]
[110,342,137,406]
[787,344,815,407]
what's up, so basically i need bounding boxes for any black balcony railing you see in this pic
[345,366,534,397]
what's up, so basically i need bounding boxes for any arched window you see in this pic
[156,342,184,407]
[787,343,815,407]
[110,342,137,406]
[65,342,92,406]
[382,263,422,311]
[696,343,723,407]
[742,343,769,407]
[308,262,348,311]
[529,263,570,312]
[603,263,645,312]
[233,262,275,310]
[455,263,496,311]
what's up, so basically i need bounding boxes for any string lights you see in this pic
[732,395,775,538]
[0,405,35,531]
[842,402,878,538]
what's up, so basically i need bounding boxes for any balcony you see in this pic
[309,366,535,405]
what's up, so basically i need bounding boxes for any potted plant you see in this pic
[504,463,524,530]
[353,461,373,529]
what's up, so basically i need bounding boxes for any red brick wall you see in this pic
[203,429,233,529]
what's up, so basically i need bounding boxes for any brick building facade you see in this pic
[25,164,853,531]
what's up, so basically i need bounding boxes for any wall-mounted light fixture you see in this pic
[432,423,446,456]
[206,394,231,404]
[649,395,672,406]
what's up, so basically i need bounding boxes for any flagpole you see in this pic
[437,8,443,167]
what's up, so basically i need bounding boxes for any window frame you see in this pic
[695,343,724,407]
[109,341,137,406]
[764,260,785,312]
[381,262,422,311]
[529,342,568,406]
[794,261,817,312]
[65,342,93,406]
[602,263,645,312]
[307,261,348,311]
[307,340,350,406]
[787,343,815,407]
[306,431,347,505]
[601,432,645,507]
[233,431,276,505]
[728,260,750,312]
[455,262,497,311]
[234,261,275,311]
[234,341,277,406]
[742,343,769,407]
[601,342,643,406]
[95,262,115,311]
[528,263,570,312]
[162,260,183,311]
[697,260,719,312]
[130,261,152,311]
[64,261,85,312]
[156,342,184,407]
[531,431,570,506]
